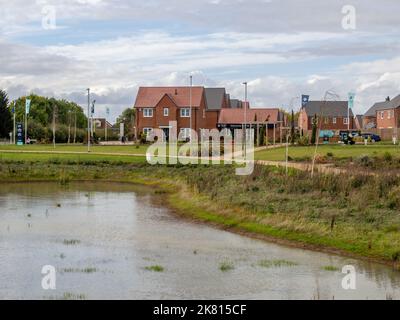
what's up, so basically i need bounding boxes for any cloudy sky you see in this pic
[1,0,400,121]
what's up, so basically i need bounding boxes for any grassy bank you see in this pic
[1,158,400,266]
[255,144,400,162]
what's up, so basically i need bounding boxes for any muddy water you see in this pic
[0,182,399,300]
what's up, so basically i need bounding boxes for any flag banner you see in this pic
[91,105,95,115]
[16,123,24,145]
[25,99,31,114]
[348,92,356,109]
[106,107,110,116]
[301,95,310,107]
[11,105,15,114]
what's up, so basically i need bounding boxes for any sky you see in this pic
[1,0,400,121]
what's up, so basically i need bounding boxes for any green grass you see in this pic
[63,239,81,245]
[255,144,400,162]
[145,265,164,272]
[61,267,97,273]
[322,265,340,272]
[219,261,235,272]
[0,143,149,154]
[258,259,298,268]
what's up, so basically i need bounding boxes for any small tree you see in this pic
[259,125,266,146]
[311,114,318,145]
[0,90,12,138]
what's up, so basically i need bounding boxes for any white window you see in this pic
[333,117,337,124]
[380,111,384,119]
[324,117,329,124]
[143,108,153,118]
[163,108,169,117]
[143,128,153,136]
[180,108,191,117]
[388,110,391,119]
[179,128,191,140]
[343,117,349,125]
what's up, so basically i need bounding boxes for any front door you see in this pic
[162,128,170,142]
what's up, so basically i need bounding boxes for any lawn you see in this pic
[255,144,400,162]
[0,152,147,164]
[0,144,149,155]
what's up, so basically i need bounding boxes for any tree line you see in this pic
[0,89,137,143]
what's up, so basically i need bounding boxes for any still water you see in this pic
[0,182,399,300]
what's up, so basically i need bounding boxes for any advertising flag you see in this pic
[348,92,356,109]
[301,95,310,107]
[25,99,31,114]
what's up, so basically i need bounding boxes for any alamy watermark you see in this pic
[145,121,255,175]
[37,0,57,30]
[342,5,356,30]
[341,265,356,290]
[41,265,56,290]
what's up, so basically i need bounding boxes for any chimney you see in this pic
[386,96,391,102]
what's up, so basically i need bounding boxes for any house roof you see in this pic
[229,99,242,109]
[365,101,387,117]
[134,87,204,108]
[204,88,226,110]
[302,101,354,117]
[218,108,281,124]
[365,95,400,116]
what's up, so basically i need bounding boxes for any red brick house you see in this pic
[374,95,400,129]
[298,101,354,132]
[134,86,233,140]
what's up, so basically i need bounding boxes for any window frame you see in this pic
[180,108,191,118]
[143,108,154,118]
[163,108,169,117]
[143,127,153,136]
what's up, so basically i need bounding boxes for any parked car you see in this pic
[339,130,360,145]
[361,133,381,142]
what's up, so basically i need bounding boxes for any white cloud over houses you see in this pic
[0,0,400,120]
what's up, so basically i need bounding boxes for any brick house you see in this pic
[134,86,234,140]
[298,101,354,132]
[218,106,286,143]
[374,95,400,129]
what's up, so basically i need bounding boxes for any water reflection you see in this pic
[0,182,399,300]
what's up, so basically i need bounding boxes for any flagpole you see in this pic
[13,110,16,144]
[24,112,27,144]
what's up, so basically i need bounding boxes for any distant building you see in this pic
[374,95,400,129]
[218,106,286,142]
[299,101,354,132]
[354,115,363,130]
[93,118,113,129]
[134,86,240,140]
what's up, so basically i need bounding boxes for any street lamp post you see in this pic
[243,82,248,158]
[189,75,193,143]
[87,88,90,152]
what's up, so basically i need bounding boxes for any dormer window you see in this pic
[163,108,169,117]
